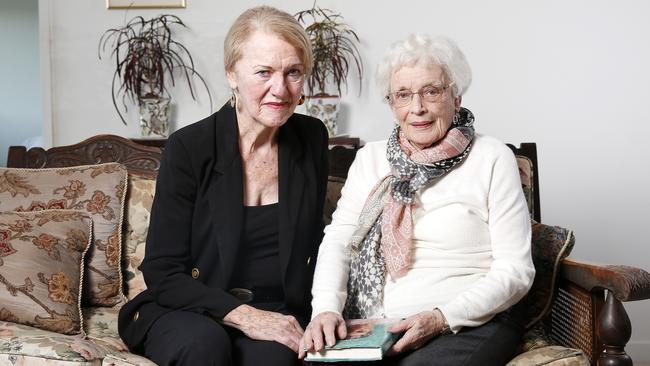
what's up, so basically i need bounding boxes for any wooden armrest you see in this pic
[561,258,650,302]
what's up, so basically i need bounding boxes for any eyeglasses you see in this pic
[386,83,453,107]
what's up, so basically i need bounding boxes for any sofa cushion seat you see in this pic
[84,306,155,365]
[506,345,589,366]
[0,307,155,366]
[83,306,124,350]
[0,353,98,365]
[1,320,109,364]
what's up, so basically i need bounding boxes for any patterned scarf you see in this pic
[343,107,475,319]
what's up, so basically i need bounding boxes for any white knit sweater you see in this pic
[311,134,535,332]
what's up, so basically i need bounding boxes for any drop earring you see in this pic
[229,90,236,108]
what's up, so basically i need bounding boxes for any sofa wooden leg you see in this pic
[598,293,632,366]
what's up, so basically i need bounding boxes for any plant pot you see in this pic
[305,94,340,136]
[138,97,170,138]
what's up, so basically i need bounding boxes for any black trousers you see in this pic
[143,304,305,366]
[311,307,525,366]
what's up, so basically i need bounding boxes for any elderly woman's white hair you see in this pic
[376,34,472,99]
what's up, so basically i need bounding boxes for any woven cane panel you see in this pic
[551,283,594,363]
[550,284,594,363]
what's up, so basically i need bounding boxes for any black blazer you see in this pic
[118,104,329,351]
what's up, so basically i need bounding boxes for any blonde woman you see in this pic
[119,6,328,366]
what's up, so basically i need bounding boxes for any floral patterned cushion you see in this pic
[516,155,534,218]
[0,210,92,335]
[101,352,157,366]
[506,345,589,366]
[0,316,155,366]
[0,320,110,363]
[0,164,128,306]
[83,306,122,347]
[84,306,155,365]
[522,223,575,329]
[0,354,97,365]
[122,175,156,300]
[519,321,554,353]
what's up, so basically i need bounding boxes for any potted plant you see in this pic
[99,14,211,137]
[295,4,363,136]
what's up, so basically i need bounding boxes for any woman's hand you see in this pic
[298,311,347,359]
[386,309,448,355]
[222,304,304,352]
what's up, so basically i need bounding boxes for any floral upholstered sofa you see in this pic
[2,135,649,366]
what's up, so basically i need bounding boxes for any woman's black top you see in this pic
[229,203,282,291]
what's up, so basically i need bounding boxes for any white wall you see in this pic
[0,0,42,166]
[44,0,650,360]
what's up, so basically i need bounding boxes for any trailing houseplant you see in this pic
[295,4,363,96]
[295,4,364,135]
[98,14,211,136]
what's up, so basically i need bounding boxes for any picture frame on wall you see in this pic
[106,0,186,9]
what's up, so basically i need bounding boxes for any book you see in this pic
[305,318,401,362]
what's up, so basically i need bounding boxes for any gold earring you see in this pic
[297,94,305,105]
[229,90,236,108]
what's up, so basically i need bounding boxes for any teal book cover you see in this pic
[305,319,401,362]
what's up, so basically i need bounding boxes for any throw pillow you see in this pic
[515,155,534,219]
[0,163,128,306]
[123,175,156,300]
[0,210,92,335]
[521,222,575,329]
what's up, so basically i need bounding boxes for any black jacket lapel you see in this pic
[206,106,243,286]
[278,119,305,286]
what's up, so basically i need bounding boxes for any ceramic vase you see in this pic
[138,97,170,138]
[305,94,340,136]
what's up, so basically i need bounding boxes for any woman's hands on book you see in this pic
[386,309,448,355]
[222,304,304,352]
[298,311,347,359]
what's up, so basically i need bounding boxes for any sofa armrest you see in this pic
[557,257,650,366]
[560,258,650,302]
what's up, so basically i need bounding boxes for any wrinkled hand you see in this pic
[222,304,304,352]
[298,311,347,359]
[386,309,448,355]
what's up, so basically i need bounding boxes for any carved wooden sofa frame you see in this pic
[7,135,650,366]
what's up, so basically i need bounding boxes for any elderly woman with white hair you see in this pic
[299,34,535,365]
